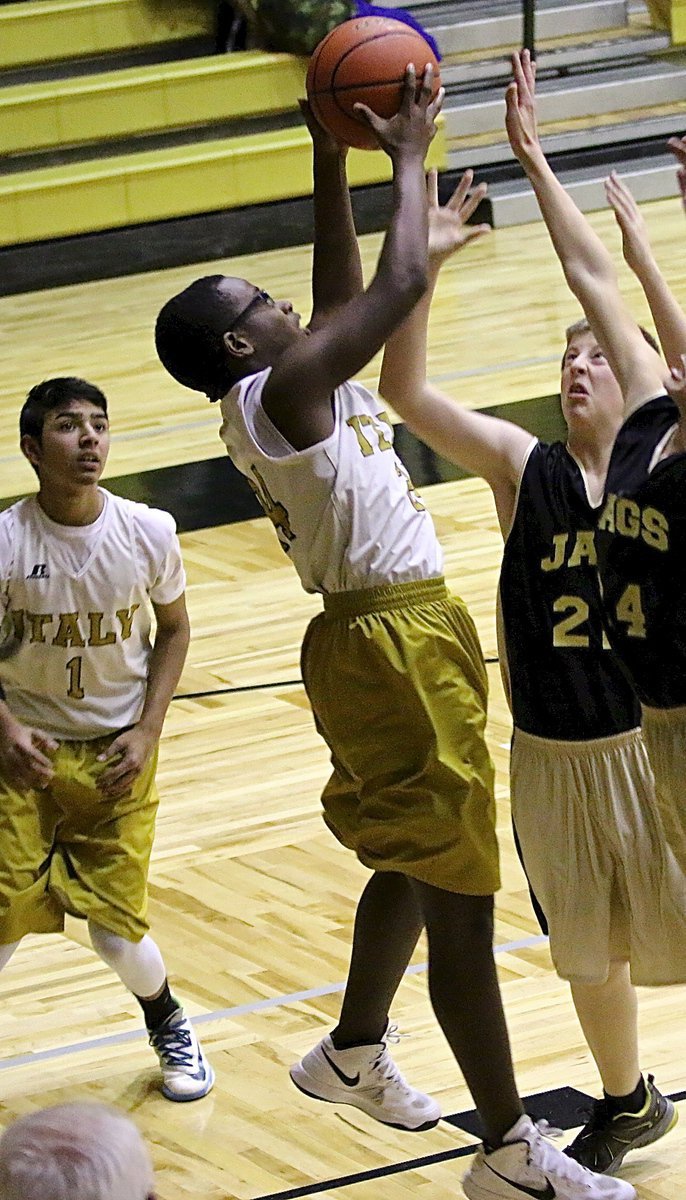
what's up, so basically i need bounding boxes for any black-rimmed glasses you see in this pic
[226,288,274,331]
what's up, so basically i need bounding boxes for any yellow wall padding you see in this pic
[0,0,215,70]
[0,125,446,247]
[671,0,686,42]
[0,54,308,155]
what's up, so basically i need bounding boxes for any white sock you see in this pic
[88,922,166,997]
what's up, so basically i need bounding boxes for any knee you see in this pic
[418,885,495,947]
[88,921,135,967]
[452,897,495,946]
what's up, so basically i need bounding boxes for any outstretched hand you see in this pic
[427,168,491,263]
[667,135,686,212]
[505,49,540,164]
[604,171,654,276]
[354,63,444,160]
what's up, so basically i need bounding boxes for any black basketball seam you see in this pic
[307,26,436,144]
[312,77,409,95]
[310,30,434,98]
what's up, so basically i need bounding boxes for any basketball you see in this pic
[305,16,441,151]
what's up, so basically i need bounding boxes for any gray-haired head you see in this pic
[0,1103,155,1200]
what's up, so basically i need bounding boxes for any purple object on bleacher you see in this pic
[353,1,442,60]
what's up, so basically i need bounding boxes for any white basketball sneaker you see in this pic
[289,1029,441,1131]
[462,1114,637,1199]
[149,1009,215,1102]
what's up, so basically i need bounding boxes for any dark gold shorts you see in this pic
[301,578,499,895]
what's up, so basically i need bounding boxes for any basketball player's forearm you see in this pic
[376,155,429,307]
[311,147,363,310]
[138,626,189,737]
[631,256,686,369]
[522,150,618,300]
[379,279,435,416]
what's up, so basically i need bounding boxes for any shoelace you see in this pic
[151,1022,195,1069]
[534,1118,563,1139]
[526,1122,597,1184]
[367,1045,414,1101]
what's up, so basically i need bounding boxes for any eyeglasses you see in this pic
[226,288,274,331]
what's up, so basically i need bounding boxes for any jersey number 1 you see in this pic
[66,655,85,699]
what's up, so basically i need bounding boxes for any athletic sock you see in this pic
[330,1027,387,1051]
[136,979,180,1032]
[604,1074,647,1118]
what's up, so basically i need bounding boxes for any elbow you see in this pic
[563,259,616,296]
[389,264,427,317]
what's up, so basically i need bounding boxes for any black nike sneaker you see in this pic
[564,1075,677,1174]
[288,1026,440,1130]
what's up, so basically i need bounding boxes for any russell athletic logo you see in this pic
[26,563,49,579]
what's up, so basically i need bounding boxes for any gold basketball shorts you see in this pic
[0,733,159,945]
[511,726,686,986]
[301,578,499,895]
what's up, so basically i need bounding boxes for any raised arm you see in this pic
[379,169,534,534]
[505,49,665,415]
[667,135,686,212]
[300,101,364,328]
[263,65,442,443]
[605,170,686,370]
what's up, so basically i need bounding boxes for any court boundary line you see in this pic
[0,936,547,1072]
[252,1088,686,1200]
[171,658,499,702]
[254,1143,477,1200]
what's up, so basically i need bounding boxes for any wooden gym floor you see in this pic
[0,192,684,1198]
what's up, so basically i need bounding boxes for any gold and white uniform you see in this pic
[220,369,442,592]
[220,370,499,895]
[0,490,185,738]
[0,490,185,942]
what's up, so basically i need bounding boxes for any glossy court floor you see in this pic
[0,192,685,1199]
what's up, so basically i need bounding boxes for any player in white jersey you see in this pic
[0,376,213,1102]
[380,157,682,1183]
[155,73,633,1200]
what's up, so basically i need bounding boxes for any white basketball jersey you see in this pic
[219,369,442,593]
[0,490,185,738]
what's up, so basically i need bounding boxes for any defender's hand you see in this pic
[604,171,654,277]
[505,49,540,165]
[427,168,491,263]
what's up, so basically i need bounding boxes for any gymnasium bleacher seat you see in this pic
[0,0,684,293]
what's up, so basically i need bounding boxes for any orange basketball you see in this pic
[305,16,441,151]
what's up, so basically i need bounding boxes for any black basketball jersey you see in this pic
[500,440,640,739]
[597,394,686,707]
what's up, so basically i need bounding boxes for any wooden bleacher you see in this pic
[0,0,445,251]
[0,0,214,69]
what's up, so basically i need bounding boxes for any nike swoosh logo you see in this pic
[321,1048,360,1087]
[485,1162,556,1200]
